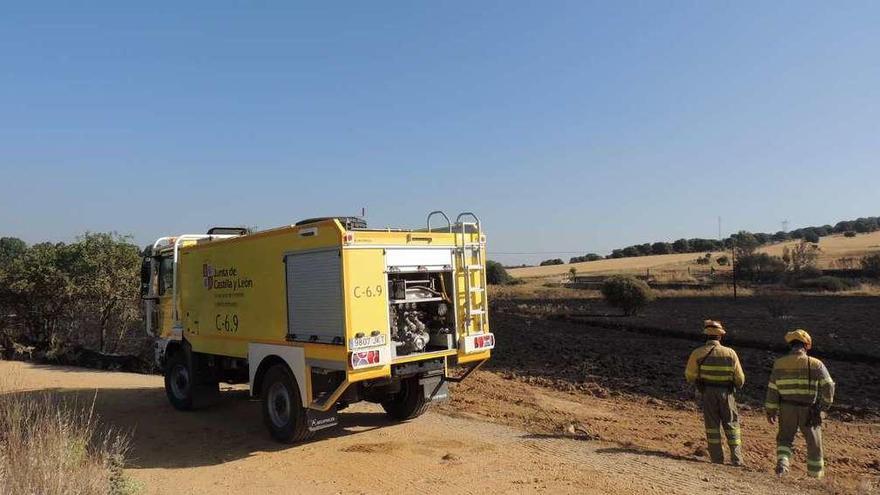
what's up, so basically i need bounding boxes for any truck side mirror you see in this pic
[140,257,152,298]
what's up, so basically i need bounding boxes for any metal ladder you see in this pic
[455,212,487,334]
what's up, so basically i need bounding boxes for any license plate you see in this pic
[350,334,386,350]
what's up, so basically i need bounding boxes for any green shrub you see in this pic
[731,231,760,258]
[790,276,856,292]
[486,260,512,285]
[772,231,791,242]
[844,231,857,238]
[716,255,729,266]
[570,253,603,263]
[539,258,564,266]
[600,276,655,316]
[672,239,690,253]
[621,246,641,257]
[0,237,27,264]
[0,233,143,357]
[855,220,874,233]
[735,253,786,283]
[695,253,712,265]
[804,231,820,243]
[651,242,671,255]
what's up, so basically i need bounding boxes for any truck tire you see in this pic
[261,364,313,443]
[164,350,219,411]
[165,351,195,410]
[381,377,431,421]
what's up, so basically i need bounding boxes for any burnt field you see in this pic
[486,295,880,420]
[492,295,880,363]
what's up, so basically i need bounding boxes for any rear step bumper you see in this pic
[391,357,444,378]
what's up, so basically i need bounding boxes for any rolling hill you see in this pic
[508,231,880,279]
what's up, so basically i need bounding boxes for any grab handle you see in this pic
[426,211,452,233]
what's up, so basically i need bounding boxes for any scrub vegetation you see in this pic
[600,276,654,315]
[0,234,150,371]
[0,374,136,495]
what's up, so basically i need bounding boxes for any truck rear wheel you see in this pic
[381,377,430,421]
[261,364,313,443]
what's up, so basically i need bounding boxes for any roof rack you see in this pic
[296,217,367,230]
[207,226,250,236]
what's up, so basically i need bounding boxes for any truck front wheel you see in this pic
[261,364,313,443]
[164,349,219,411]
[381,377,430,421]
[165,351,195,410]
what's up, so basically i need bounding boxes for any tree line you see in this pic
[545,216,880,266]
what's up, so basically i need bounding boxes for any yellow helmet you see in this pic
[785,329,812,350]
[703,320,725,336]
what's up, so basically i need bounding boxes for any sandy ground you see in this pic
[441,370,880,494]
[4,360,873,495]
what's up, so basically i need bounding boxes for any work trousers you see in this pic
[776,403,824,478]
[701,386,742,464]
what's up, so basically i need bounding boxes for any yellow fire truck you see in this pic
[140,212,493,442]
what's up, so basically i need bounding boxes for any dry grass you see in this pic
[510,252,703,278]
[0,371,136,495]
[491,280,756,300]
[760,231,880,266]
[650,286,755,298]
[509,231,880,279]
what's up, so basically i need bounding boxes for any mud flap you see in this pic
[187,345,221,409]
[307,406,339,432]
[420,375,448,402]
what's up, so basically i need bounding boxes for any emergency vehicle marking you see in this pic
[353,285,383,298]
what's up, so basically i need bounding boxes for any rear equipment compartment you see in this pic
[386,249,457,356]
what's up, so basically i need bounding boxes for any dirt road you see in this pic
[2,361,858,495]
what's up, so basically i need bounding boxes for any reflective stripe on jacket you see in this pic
[685,341,745,388]
[765,351,835,410]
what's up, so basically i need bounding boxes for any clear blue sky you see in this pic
[1,2,878,264]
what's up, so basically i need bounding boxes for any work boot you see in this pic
[775,463,788,477]
[731,459,745,468]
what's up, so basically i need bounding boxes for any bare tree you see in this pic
[782,240,820,273]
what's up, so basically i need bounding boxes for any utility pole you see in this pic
[782,219,789,233]
[718,216,722,240]
[731,239,737,300]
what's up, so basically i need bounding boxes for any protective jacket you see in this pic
[685,340,745,464]
[685,340,745,389]
[765,350,835,478]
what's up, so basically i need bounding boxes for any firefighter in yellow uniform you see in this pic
[685,320,746,465]
[765,330,835,479]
